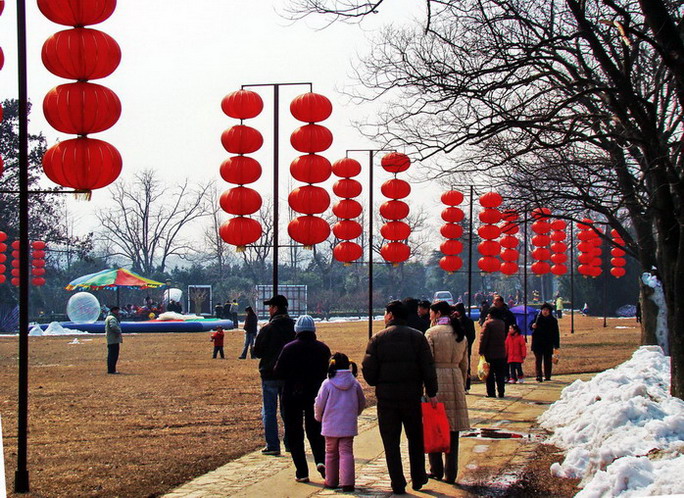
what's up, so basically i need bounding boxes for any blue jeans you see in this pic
[240,332,256,358]
[262,379,286,451]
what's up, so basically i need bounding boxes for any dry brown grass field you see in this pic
[0,314,640,497]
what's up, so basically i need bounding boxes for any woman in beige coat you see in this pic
[424,300,470,483]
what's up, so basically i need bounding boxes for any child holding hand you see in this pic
[505,324,527,383]
[314,352,366,492]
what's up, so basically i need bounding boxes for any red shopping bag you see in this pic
[421,402,451,453]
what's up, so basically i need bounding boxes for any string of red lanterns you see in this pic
[499,210,520,275]
[477,192,502,273]
[576,219,602,277]
[218,89,264,252]
[549,219,568,275]
[439,190,464,273]
[287,93,333,248]
[530,207,552,275]
[39,0,122,195]
[5,237,47,287]
[379,153,411,266]
[610,229,627,278]
[331,158,363,264]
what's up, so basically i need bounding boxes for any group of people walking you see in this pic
[203,291,561,494]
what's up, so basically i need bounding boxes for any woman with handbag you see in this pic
[424,300,470,483]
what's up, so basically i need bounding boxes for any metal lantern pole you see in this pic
[467,186,474,317]
[241,82,312,298]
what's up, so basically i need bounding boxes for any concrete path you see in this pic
[164,373,591,497]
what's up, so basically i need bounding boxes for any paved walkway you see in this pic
[164,373,591,497]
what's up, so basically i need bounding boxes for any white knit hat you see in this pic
[294,314,316,333]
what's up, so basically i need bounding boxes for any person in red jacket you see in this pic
[505,324,527,383]
[210,326,225,359]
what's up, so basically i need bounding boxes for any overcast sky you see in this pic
[1,1,440,239]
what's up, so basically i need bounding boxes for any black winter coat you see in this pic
[253,312,295,380]
[273,330,331,400]
[531,313,560,354]
[362,319,438,401]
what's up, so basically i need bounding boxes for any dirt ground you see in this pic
[0,314,640,497]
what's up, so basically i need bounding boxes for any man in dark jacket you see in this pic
[492,294,516,330]
[253,294,296,456]
[417,300,432,333]
[362,300,438,495]
[274,315,331,482]
[531,302,560,381]
[479,307,507,398]
[402,297,428,333]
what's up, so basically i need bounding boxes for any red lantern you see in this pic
[43,82,121,134]
[288,186,330,215]
[381,179,411,199]
[0,255,5,263]
[290,124,333,153]
[333,179,362,198]
[332,158,361,177]
[42,28,121,80]
[500,236,519,248]
[288,216,331,247]
[478,256,500,273]
[220,187,262,216]
[479,192,502,208]
[290,154,332,183]
[610,267,626,278]
[333,241,362,264]
[531,235,551,247]
[550,242,567,253]
[32,277,46,286]
[441,190,464,206]
[0,232,6,242]
[479,208,502,224]
[42,137,121,190]
[333,199,362,219]
[219,217,262,248]
[380,152,410,173]
[380,242,410,264]
[32,250,46,259]
[531,220,551,234]
[221,125,263,154]
[501,222,519,235]
[550,219,566,230]
[0,265,5,273]
[440,239,463,256]
[550,253,568,264]
[380,221,411,241]
[11,269,20,277]
[439,255,462,273]
[577,253,593,264]
[0,275,5,285]
[611,247,626,257]
[500,262,518,275]
[11,277,19,286]
[577,241,593,253]
[32,259,46,268]
[531,261,551,275]
[531,207,552,220]
[551,230,567,242]
[11,250,19,258]
[531,248,551,261]
[290,92,332,122]
[440,223,463,239]
[478,240,501,256]
[500,248,519,262]
[221,89,263,119]
[11,241,20,249]
[31,241,47,250]
[551,264,567,275]
[220,156,262,185]
[37,0,116,26]
[577,230,595,241]
[610,257,626,267]
[32,268,46,276]
[478,224,501,240]
[501,210,519,222]
[332,220,362,240]
[577,264,592,276]
[441,207,464,223]
[379,200,409,220]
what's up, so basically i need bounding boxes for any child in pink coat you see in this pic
[314,352,366,492]
[505,324,527,383]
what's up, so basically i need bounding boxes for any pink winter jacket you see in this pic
[314,370,366,437]
[505,332,527,363]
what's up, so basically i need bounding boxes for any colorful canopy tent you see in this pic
[66,268,166,306]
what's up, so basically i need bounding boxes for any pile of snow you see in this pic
[539,346,684,497]
[29,322,90,336]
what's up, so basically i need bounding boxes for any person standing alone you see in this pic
[253,295,296,455]
[105,306,123,374]
[362,300,438,495]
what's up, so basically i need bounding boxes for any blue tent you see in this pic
[510,305,540,335]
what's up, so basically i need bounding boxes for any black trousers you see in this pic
[107,343,120,373]
[212,346,224,358]
[282,394,325,479]
[486,358,507,396]
[377,398,427,491]
[428,431,460,483]
[535,350,553,379]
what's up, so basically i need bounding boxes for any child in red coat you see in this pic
[505,324,527,383]
[211,326,225,359]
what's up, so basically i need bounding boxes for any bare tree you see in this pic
[96,169,212,274]
[285,0,684,397]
